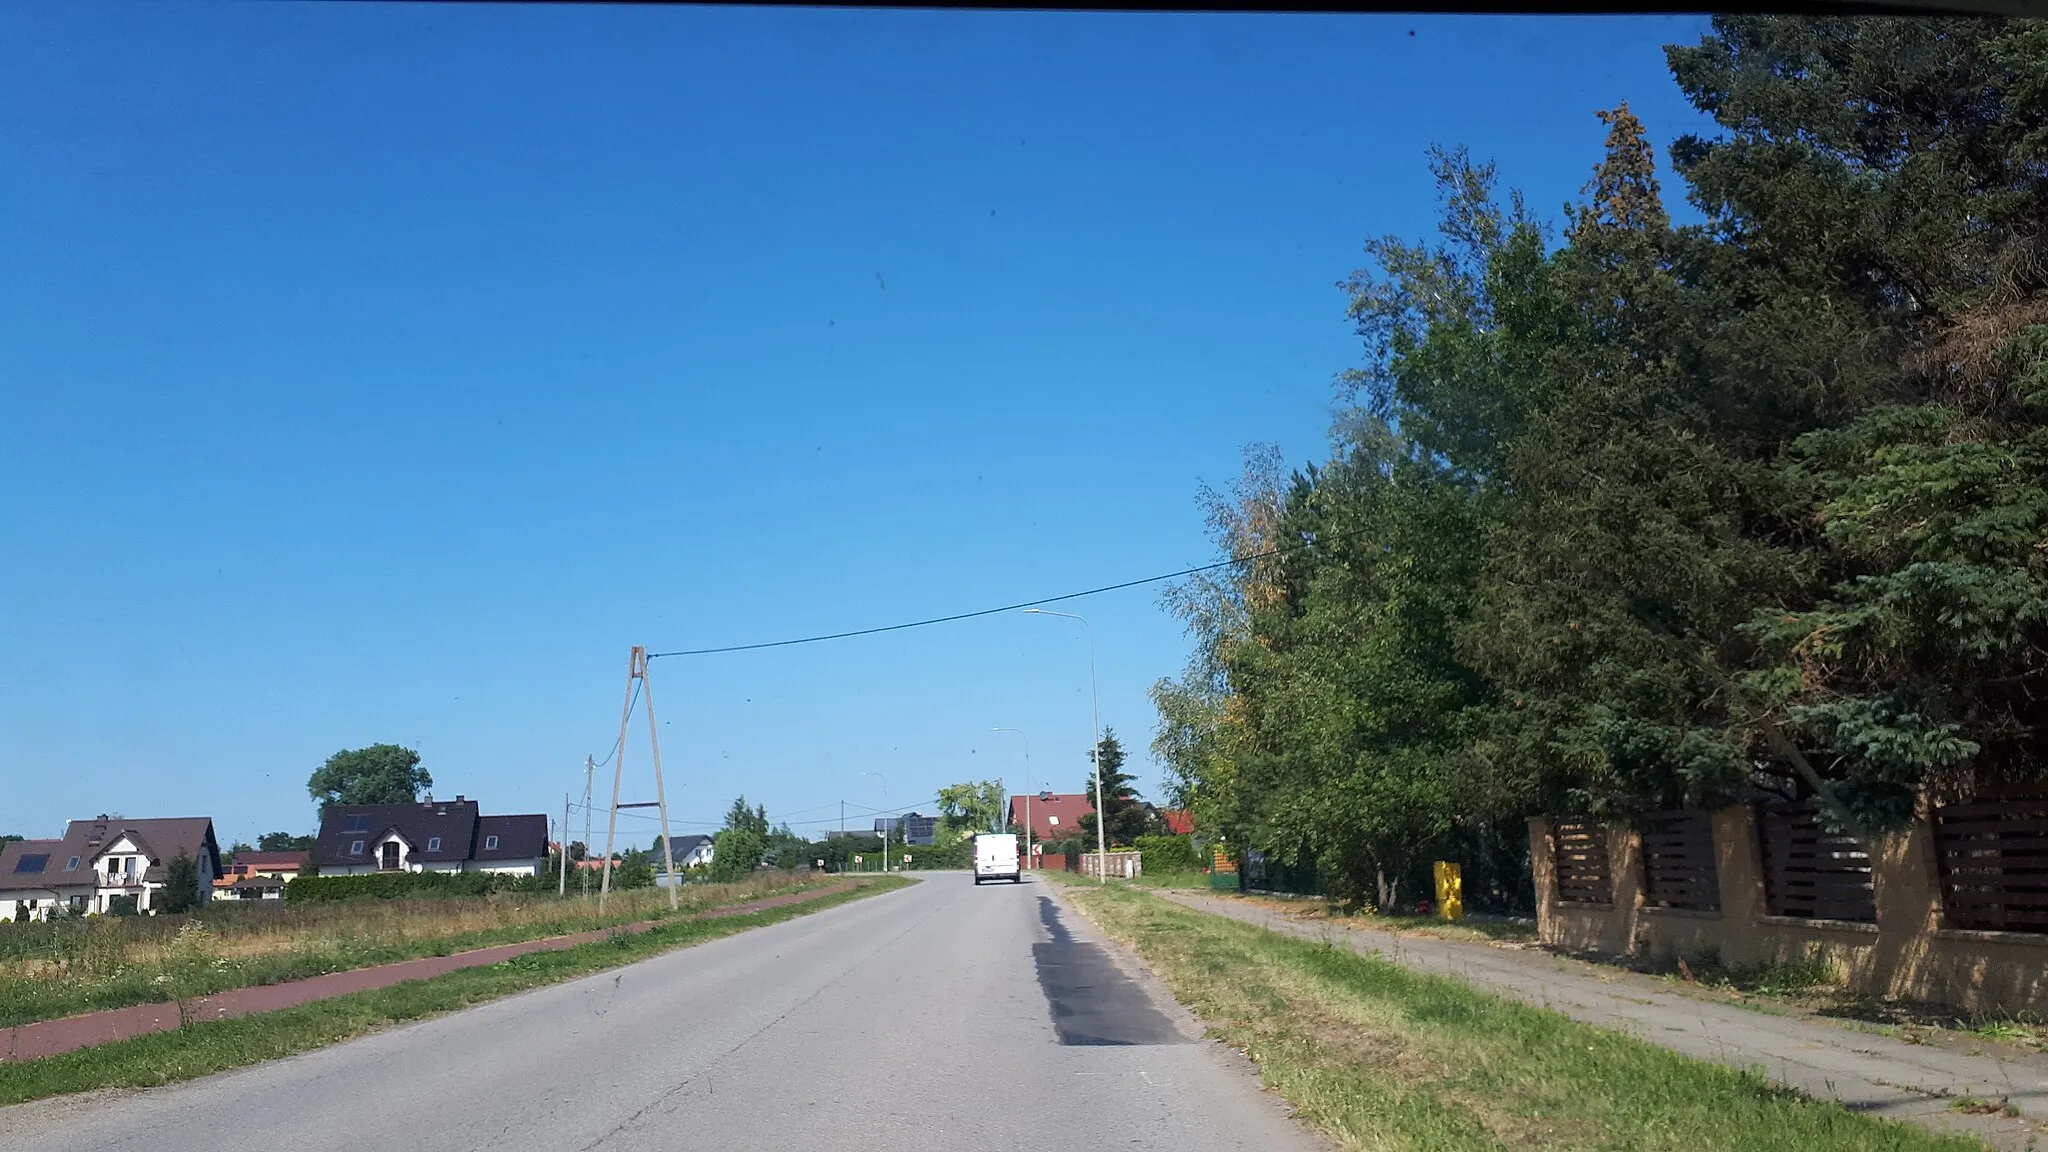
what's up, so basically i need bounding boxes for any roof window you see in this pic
[348,840,365,855]
[427,837,442,852]
[484,836,499,851]
[343,815,370,833]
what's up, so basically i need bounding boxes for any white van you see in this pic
[972,833,1021,884]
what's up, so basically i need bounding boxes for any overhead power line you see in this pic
[589,678,641,769]
[646,536,1323,658]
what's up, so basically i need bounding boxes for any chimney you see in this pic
[455,795,465,802]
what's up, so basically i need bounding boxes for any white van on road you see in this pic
[972,832,1021,884]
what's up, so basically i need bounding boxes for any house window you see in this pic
[343,814,370,833]
[427,837,441,852]
[64,856,79,871]
[484,836,499,851]
[348,840,365,855]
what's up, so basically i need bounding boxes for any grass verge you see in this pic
[0,875,831,1029]
[0,876,912,1106]
[1064,883,1981,1152]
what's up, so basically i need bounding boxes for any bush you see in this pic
[285,871,508,903]
[1133,835,1200,874]
[710,829,764,883]
[895,838,970,870]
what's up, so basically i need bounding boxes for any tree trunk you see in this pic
[1376,868,1401,913]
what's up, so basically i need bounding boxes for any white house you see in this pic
[313,798,548,877]
[0,816,220,920]
[656,834,715,871]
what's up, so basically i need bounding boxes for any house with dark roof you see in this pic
[314,797,548,877]
[652,834,715,871]
[216,873,288,902]
[0,816,220,920]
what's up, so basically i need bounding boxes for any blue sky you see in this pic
[1,5,1715,848]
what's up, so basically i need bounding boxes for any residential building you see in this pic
[1006,792,1095,845]
[213,849,308,895]
[653,834,714,870]
[313,797,547,876]
[900,812,938,846]
[0,816,220,920]
[216,874,287,902]
[1163,810,1196,836]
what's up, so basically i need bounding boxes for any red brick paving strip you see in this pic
[0,879,861,1064]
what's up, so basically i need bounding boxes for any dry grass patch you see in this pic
[0,874,826,1028]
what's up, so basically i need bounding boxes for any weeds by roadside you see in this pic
[1066,883,1980,1152]
[0,873,825,1028]
[1625,947,2048,1054]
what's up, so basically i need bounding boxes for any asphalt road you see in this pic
[1,874,1323,1151]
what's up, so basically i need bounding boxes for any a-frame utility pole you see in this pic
[599,646,679,913]
[580,754,595,898]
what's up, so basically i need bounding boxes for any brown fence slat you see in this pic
[1757,802,1875,922]
[1932,796,2048,933]
[1552,818,1612,904]
[1640,810,1720,912]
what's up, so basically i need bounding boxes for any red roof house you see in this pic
[1007,792,1094,843]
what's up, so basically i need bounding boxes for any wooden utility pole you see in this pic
[600,646,680,913]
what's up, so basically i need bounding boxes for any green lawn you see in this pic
[1065,883,1982,1152]
[0,876,911,1106]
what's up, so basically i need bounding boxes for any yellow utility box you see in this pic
[1433,861,1465,922]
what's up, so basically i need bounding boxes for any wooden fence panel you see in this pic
[1551,818,1611,905]
[1641,811,1720,912]
[1932,796,2048,933]
[1757,802,1875,922]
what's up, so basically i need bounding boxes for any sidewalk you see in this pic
[0,879,857,1065]
[1160,889,2048,1152]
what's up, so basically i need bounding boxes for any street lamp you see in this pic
[862,772,889,873]
[993,727,1030,866]
[1023,608,1105,884]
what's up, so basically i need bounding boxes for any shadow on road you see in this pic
[1032,895,1185,1046]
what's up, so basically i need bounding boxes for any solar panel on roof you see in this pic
[14,854,50,874]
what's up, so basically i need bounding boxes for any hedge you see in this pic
[1133,834,1201,874]
[284,870,546,903]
